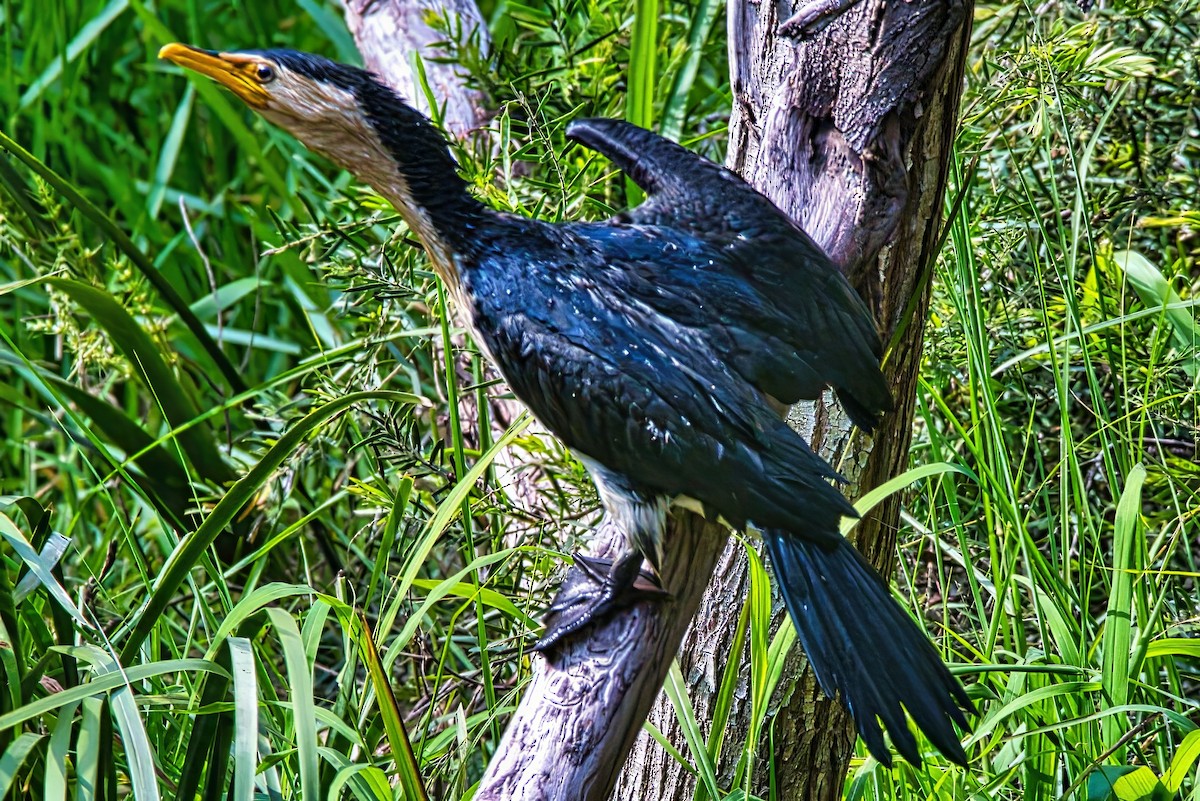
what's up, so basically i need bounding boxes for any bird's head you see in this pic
[158,44,425,179]
[158,43,478,270]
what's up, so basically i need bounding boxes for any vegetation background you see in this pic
[1,0,1198,799]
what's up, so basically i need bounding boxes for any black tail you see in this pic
[763,530,972,767]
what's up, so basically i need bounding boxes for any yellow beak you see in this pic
[158,43,271,108]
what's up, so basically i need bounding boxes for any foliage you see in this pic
[0,1,1197,800]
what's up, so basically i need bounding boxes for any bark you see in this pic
[343,0,491,138]
[618,2,973,799]
[476,515,729,800]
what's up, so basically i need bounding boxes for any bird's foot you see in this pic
[532,552,671,652]
[570,553,668,594]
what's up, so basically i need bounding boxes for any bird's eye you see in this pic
[254,64,275,83]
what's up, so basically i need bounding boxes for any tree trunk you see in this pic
[617,2,973,799]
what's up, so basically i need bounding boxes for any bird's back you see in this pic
[457,219,855,539]
[567,118,893,430]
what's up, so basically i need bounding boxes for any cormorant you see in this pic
[159,43,972,767]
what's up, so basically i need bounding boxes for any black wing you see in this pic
[567,118,893,430]
[459,227,855,540]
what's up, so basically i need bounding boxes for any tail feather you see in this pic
[763,530,972,767]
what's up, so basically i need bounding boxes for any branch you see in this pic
[341,8,733,798]
[345,1,971,798]
[476,516,727,799]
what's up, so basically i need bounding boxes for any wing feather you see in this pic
[567,118,893,429]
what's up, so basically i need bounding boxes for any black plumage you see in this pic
[161,45,971,767]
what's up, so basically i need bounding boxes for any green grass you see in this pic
[1,1,1199,800]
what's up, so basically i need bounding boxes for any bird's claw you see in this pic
[532,552,671,652]
[570,553,669,595]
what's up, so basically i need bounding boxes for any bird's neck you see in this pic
[361,151,487,277]
[349,86,492,279]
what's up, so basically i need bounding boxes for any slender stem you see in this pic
[435,280,499,744]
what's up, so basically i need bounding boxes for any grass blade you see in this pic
[1100,463,1146,760]
[75,697,104,801]
[358,612,428,801]
[0,512,89,630]
[147,82,194,219]
[0,732,45,797]
[229,637,258,801]
[265,608,321,801]
[1113,250,1199,379]
[49,278,237,484]
[0,659,228,732]
[1163,729,1200,794]
[117,389,420,663]
[42,698,78,801]
[660,0,721,142]
[663,659,720,799]
[17,0,130,111]
[624,0,659,203]
[109,685,160,801]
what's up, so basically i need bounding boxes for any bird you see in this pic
[159,43,972,767]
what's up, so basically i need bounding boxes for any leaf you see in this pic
[1162,729,1200,793]
[624,0,659,204]
[379,413,531,654]
[43,698,79,801]
[1113,250,1200,379]
[1087,765,1169,801]
[17,0,131,111]
[48,278,236,484]
[409,578,536,625]
[357,613,428,801]
[0,658,228,732]
[228,638,259,801]
[265,609,321,801]
[44,376,191,510]
[0,513,89,629]
[0,354,193,526]
[842,462,975,535]
[1144,638,1200,661]
[1101,464,1145,758]
[660,0,721,142]
[385,550,537,667]
[118,390,419,663]
[0,732,46,797]
[188,277,262,320]
[109,682,161,801]
[76,698,104,801]
[696,585,750,801]
[13,532,70,604]
[664,659,720,799]
[0,130,247,394]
